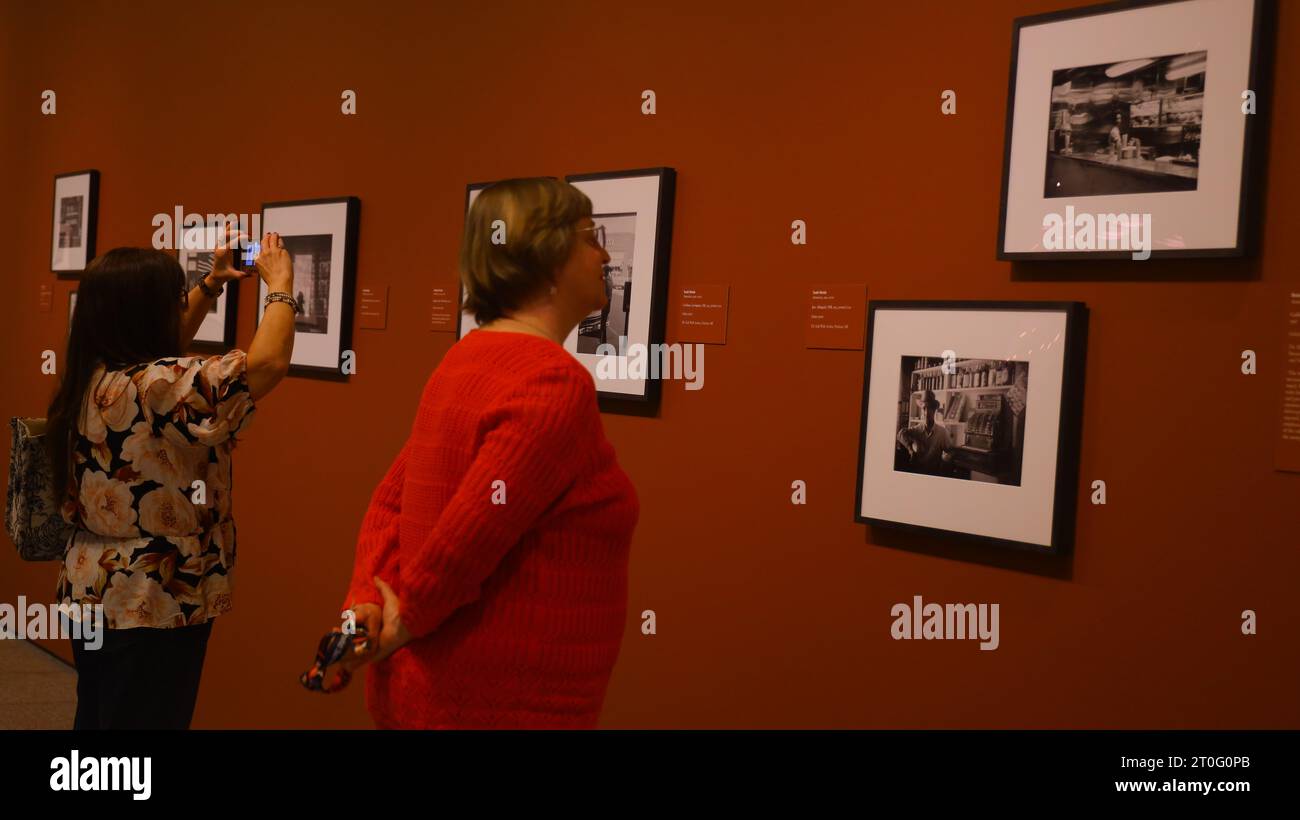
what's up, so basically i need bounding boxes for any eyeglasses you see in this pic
[576,224,606,249]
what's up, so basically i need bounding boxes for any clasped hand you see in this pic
[336,577,413,683]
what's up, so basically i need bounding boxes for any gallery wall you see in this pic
[1,0,1297,728]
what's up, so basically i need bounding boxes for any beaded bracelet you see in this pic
[265,291,302,315]
[197,276,223,299]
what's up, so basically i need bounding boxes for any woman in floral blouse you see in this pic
[45,230,298,729]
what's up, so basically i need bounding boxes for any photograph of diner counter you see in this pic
[1046,150,1198,196]
[1043,49,1206,198]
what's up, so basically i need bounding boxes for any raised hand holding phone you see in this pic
[212,221,254,283]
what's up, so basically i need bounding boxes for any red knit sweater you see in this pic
[343,329,640,729]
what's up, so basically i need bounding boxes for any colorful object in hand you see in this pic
[300,625,370,694]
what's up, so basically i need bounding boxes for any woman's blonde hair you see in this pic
[459,178,593,325]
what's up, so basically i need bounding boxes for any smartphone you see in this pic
[233,240,260,272]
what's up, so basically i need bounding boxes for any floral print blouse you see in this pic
[56,349,256,629]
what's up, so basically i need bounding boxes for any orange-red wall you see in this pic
[2,0,1297,728]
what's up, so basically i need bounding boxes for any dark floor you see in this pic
[0,640,76,729]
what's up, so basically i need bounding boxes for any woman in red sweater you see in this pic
[337,178,640,728]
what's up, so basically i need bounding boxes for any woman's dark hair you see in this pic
[46,247,186,494]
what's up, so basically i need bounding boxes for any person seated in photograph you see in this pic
[332,177,640,729]
[897,390,953,476]
[45,230,297,729]
[1108,113,1125,158]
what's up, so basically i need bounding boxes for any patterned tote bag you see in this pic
[5,417,75,561]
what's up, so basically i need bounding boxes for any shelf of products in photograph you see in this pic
[912,380,1014,391]
[912,388,1011,397]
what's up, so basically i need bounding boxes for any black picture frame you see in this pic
[995,0,1275,261]
[565,167,676,415]
[178,221,240,352]
[854,300,1090,554]
[255,196,360,380]
[50,169,99,276]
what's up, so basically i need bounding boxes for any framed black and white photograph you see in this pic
[855,301,1089,553]
[565,168,675,407]
[997,0,1274,259]
[51,170,99,274]
[178,221,239,350]
[256,197,360,378]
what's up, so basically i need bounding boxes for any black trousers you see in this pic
[70,621,214,730]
